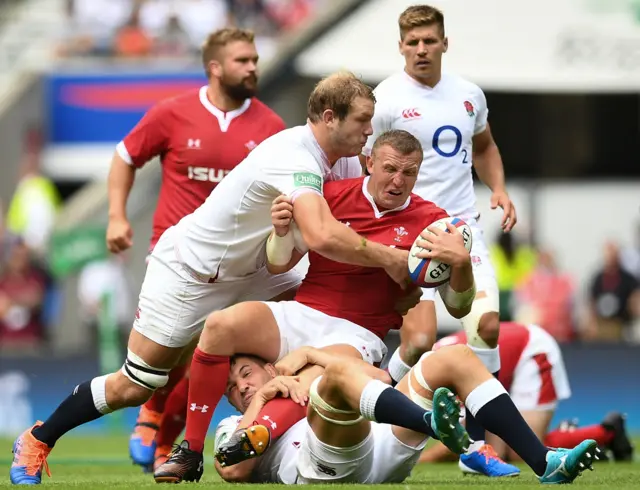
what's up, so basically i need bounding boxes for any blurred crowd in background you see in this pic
[57,0,320,61]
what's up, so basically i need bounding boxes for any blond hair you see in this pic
[307,71,375,123]
[398,4,445,40]
[372,130,423,162]
[201,28,255,75]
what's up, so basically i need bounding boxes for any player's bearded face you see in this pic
[331,97,374,157]
[225,358,274,413]
[367,146,420,209]
[399,25,447,82]
[219,41,259,101]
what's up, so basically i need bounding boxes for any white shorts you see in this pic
[264,301,387,364]
[133,227,302,348]
[296,422,426,484]
[510,325,572,411]
[421,218,498,303]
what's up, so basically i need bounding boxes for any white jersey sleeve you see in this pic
[260,149,323,201]
[472,86,488,135]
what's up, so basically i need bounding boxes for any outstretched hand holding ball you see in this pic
[408,217,472,288]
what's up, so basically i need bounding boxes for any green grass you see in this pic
[2,435,639,488]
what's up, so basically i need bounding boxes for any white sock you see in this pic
[468,345,501,374]
[464,378,508,418]
[358,379,391,421]
[387,348,411,383]
[90,375,113,414]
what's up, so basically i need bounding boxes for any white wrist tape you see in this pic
[438,281,476,310]
[266,231,295,266]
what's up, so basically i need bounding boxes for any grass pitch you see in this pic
[2,435,639,488]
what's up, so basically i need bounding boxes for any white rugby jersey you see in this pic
[364,72,488,218]
[172,124,362,280]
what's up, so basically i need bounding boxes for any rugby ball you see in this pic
[408,217,472,288]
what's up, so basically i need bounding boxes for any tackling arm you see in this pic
[292,192,407,272]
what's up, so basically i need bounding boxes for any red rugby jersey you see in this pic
[295,176,448,339]
[117,86,285,249]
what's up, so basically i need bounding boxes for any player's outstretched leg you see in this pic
[10,370,156,485]
[460,294,518,477]
[546,412,634,462]
[398,344,600,483]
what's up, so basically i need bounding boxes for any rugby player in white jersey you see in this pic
[9,72,413,486]
[212,345,598,485]
[361,4,519,476]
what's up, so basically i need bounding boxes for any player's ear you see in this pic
[366,155,374,175]
[264,363,278,377]
[322,109,335,126]
[443,37,449,53]
[209,59,223,79]
[398,39,403,55]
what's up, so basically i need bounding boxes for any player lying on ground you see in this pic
[105,27,288,470]
[214,344,599,485]
[151,129,475,482]
[419,322,634,464]
[363,5,518,475]
[9,72,417,486]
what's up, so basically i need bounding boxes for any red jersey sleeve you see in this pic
[267,114,286,136]
[117,101,171,168]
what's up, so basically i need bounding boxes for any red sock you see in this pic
[156,376,189,448]
[143,364,187,414]
[545,424,614,449]
[184,348,230,452]
[254,397,308,440]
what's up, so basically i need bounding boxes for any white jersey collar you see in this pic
[362,176,411,219]
[401,70,442,92]
[199,86,251,133]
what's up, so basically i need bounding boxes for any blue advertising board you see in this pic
[45,72,207,144]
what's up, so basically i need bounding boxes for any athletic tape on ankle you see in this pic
[408,353,433,410]
[309,376,363,426]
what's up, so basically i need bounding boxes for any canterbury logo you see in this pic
[402,108,422,119]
